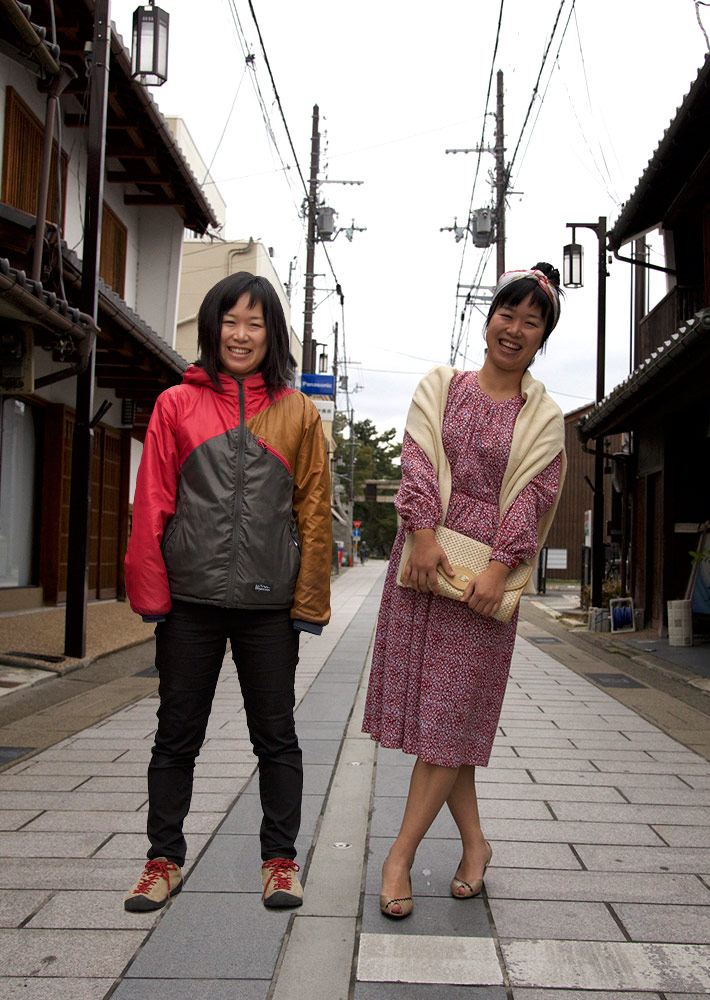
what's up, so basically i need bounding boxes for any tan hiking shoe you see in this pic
[124,857,183,912]
[261,858,303,908]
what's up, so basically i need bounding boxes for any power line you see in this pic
[245,3,343,303]
[246,0,309,197]
[450,0,506,360]
[507,0,568,179]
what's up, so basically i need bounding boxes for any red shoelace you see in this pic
[133,858,178,895]
[262,858,300,895]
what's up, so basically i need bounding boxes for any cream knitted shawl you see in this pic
[404,365,567,577]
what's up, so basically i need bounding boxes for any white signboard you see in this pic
[314,400,335,422]
[547,548,568,570]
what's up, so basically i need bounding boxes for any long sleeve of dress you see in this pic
[490,451,562,568]
[394,432,443,532]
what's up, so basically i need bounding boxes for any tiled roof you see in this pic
[578,308,710,439]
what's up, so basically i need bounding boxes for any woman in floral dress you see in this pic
[362,263,567,918]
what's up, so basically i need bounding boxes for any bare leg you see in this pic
[381,757,460,912]
[446,765,491,891]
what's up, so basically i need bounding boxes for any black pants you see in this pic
[146,601,301,867]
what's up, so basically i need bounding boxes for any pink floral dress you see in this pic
[362,371,562,767]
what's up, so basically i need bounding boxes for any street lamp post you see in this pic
[65,1,170,657]
[563,217,607,611]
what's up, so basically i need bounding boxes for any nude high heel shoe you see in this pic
[379,878,413,919]
[450,841,493,899]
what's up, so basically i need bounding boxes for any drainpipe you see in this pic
[32,64,77,282]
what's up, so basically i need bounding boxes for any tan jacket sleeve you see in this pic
[291,400,332,625]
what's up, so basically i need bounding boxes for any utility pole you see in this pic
[65,0,110,657]
[495,70,506,279]
[302,104,319,375]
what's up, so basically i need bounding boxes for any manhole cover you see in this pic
[586,672,646,689]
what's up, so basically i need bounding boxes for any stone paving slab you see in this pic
[355,987,506,1000]
[612,902,710,943]
[574,844,710,873]
[486,868,709,904]
[113,981,269,1000]
[500,940,710,991]
[0,809,42,830]
[2,978,115,999]
[127,891,291,979]
[0,831,110,858]
[0,927,146,977]
[361,893,491,938]
[26,890,157,930]
[357,932,504,986]
[0,889,52,928]
[490,898,625,941]
[22,810,221,833]
[511,992,654,1000]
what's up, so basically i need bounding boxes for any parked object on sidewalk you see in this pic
[363,264,567,919]
[610,597,635,633]
[123,273,332,909]
[588,606,611,632]
[668,599,693,647]
[261,858,303,908]
[124,857,183,912]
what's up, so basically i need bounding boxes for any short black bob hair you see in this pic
[195,271,293,391]
[485,261,562,348]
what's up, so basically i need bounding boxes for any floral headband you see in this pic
[493,268,561,330]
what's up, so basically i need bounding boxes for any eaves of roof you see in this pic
[0,257,97,342]
[608,53,710,250]
[108,28,219,234]
[59,243,188,377]
[578,308,710,440]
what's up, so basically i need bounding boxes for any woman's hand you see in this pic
[401,529,455,594]
[460,559,510,617]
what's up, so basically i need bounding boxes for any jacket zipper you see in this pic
[226,379,246,605]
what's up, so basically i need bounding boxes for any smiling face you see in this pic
[218,294,268,377]
[484,293,546,373]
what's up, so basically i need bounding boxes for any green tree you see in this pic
[334,417,402,558]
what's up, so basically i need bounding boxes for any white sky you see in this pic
[112,0,710,438]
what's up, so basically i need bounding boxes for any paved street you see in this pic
[1,561,709,998]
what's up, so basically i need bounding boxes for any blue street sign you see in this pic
[300,373,335,395]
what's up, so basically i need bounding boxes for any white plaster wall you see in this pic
[135,207,184,347]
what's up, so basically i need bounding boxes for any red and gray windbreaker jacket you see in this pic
[125,366,332,625]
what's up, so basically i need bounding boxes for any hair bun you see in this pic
[531,261,560,288]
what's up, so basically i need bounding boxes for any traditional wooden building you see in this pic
[543,405,623,584]
[0,1,219,613]
[578,54,710,632]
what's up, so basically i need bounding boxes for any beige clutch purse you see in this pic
[396,524,533,623]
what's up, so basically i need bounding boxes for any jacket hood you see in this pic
[182,365,266,393]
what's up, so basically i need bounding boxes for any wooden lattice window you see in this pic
[1,86,67,225]
[99,201,127,296]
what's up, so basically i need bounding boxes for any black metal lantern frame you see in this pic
[131,2,169,87]
[563,228,584,288]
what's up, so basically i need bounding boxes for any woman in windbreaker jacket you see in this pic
[123,272,331,913]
